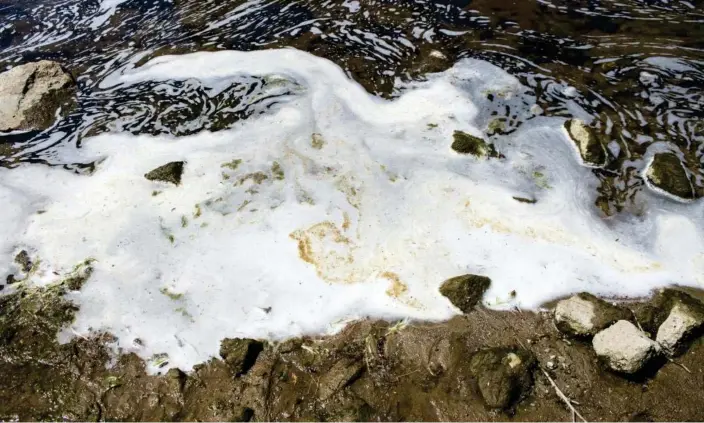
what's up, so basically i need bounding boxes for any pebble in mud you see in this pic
[469,347,536,409]
[554,293,631,337]
[592,320,660,374]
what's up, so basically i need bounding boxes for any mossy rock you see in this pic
[145,161,185,185]
[645,152,695,200]
[439,274,491,313]
[451,131,497,158]
[564,119,608,167]
[219,338,265,376]
[469,347,536,409]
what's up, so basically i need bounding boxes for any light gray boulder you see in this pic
[554,293,630,337]
[593,320,660,374]
[0,61,76,132]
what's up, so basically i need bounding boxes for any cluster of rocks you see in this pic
[563,118,702,201]
[554,290,704,375]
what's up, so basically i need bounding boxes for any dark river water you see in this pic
[1,0,703,215]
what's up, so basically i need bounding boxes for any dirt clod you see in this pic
[439,274,491,313]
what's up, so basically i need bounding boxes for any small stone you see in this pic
[563,119,608,167]
[546,361,556,370]
[219,338,264,376]
[655,296,704,355]
[554,293,631,337]
[145,161,185,185]
[469,347,536,409]
[439,274,491,313]
[644,152,696,200]
[0,61,76,131]
[592,320,660,374]
[6,274,16,284]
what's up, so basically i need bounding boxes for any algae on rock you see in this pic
[564,119,608,168]
[451,131,498,158]
[145,161,185,185]
[644,152,696,200]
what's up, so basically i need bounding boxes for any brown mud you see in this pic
[2,276,704,421]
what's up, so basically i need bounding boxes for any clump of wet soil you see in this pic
[2,276,704,421]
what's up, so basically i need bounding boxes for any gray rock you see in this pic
[554,293,631,337]
[0,61,76,132]
[644,152,696,200]
[469,347,536,409]
[439,274,491,313]
[564,119,608,167]
[645,290,704,356]
[145,161,185,185]
[592,320,660,374]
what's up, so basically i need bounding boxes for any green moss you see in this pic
[159,287,184,301]
[532,171,551,189]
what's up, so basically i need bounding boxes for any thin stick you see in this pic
[540,367,587,422]
[665,356,692,374]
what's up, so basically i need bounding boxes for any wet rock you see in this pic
[564,119,608,167]
[469,347,536,409]
[644,152,695,200]
[0,61,76,132]
[144,161,185,185]
[641,290,704,356]
[219,338,264,376]
[554,293,631,337]
[592,320,660,374]
[317,358,364,400]
[439,274,491,313]
[451,131,497,158]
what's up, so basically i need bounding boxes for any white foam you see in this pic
[2,50,703,372]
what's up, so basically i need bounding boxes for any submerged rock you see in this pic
[439,274,491,313]
[469,347,536,409]
[451,131,497,158]
[145,161,185,185]
[219,338,264,376]
[592,320,660,374]
[0,61,76,132]
[554,293,631,337]
[563,119,608,167]
[644,152,695,200]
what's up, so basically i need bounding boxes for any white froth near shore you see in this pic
[2,50,704,372]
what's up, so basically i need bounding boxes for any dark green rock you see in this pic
[451,131,497,158]
[469,347,536,409]
[645,153,695,200]
[439,274,491,313]
[145,161,185,185]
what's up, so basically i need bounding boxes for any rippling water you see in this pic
[2,0,703,214]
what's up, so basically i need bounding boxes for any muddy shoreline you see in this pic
[2,274,704,421]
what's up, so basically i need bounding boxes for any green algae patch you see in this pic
[181,216,189,228]
[427,123,438,129]
[451,131,498,158]
[145,161,185,185]
[271,161,285,180]
[159,287,184,301]
[311,133,325,149]
[221,158,242,170]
